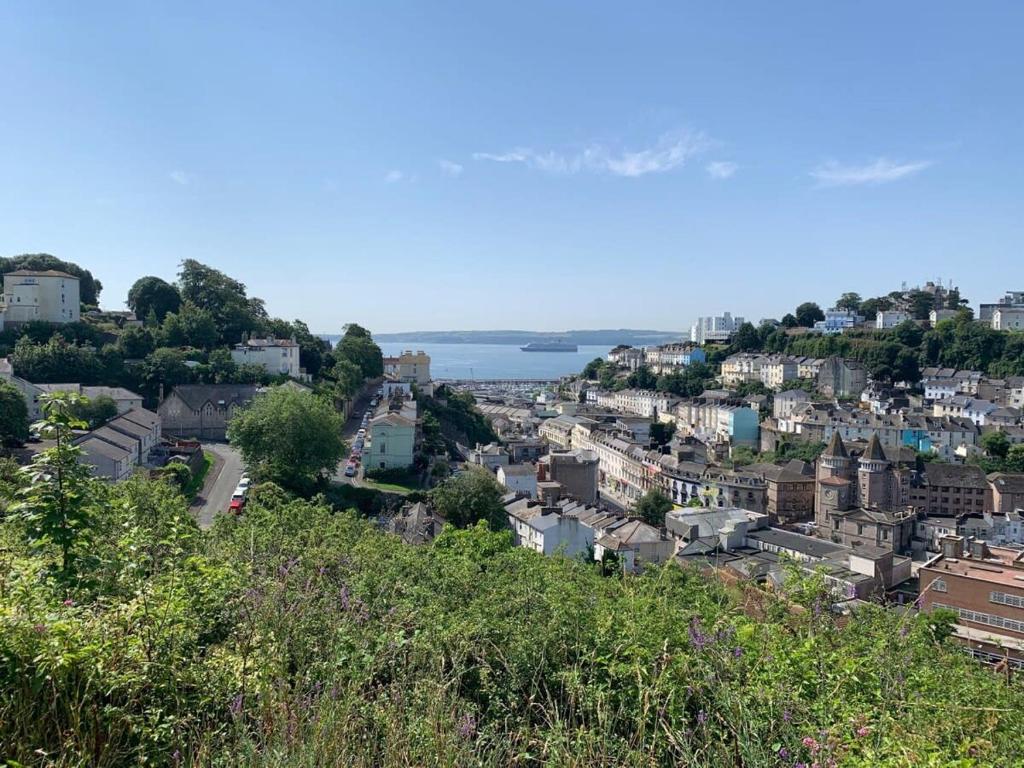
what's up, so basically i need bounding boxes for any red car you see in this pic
[229,498,245,514]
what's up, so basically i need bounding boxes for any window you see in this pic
[857,523,865,535]
[932,578,947,593]
[991,591,1024,609]
[934,603,1024,634]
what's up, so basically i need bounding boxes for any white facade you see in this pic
[992,307,1024,331]
[497,465,538,498]
[813,309,863,335]
[231,338,301,378]
[876,310,911,329]
[690,312,744,344]
[0,270,80,325]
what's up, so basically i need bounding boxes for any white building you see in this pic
[992,307,1024,332]
[813,308,863,335]
[876,310,911,330]
[690,312,744,344]
[0,270,80,325]
[497,464,538,498]
[231,337,301,378]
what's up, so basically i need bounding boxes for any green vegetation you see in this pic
[363,467,422,493]
[582,357,718,398]
[181,451,214,499]
[227,386,346,495]
[0,252,103,305]
[635,488,673,526]
[127,275,182,323]
[418,385,497,453]
[2,430,1024,765]
[0,378,30,447]
[428,466,506,529]
[729,441,827,468]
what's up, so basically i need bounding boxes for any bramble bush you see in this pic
[2,461,1024,765]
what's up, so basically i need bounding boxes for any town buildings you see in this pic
[979,291,1024,324]
[875,310,911,329]
[364,395,418,470]
[690,312,744,344]
[816,357,868,398]
[920,536,1024,667]
[231,337,302,378]
[158,384,257,441]
[74,408,163,481]
[383,350,431,385]
[497,463,538,498]
[813,308,864,334]
[537,449,599,504]
[1,358,143,420]
[0,269,80,326]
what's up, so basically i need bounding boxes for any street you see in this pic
[191,443,244,529]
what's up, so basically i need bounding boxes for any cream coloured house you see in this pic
[231,337,301,378]
[1,269,80,325]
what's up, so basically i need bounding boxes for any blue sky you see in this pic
[1,2,1021,334]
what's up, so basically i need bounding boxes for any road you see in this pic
[191,443,244,529]
[332,384,377,486]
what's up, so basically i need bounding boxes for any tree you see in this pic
[428,467,506,530]
[74,395,118,428]
[650,421,676,447]
[1006,444,1024,473]
[138,348,192,401]
[731,322,760,352]
[126,276,181,323]
[227,386,345,494]
[12,392,101,580]
[177,260,264,344]
[10,336,103,384]
[0,380,29,447]
[634,489,672,527]
[835,292,862,312]
[858,296,892,321]
[118,325,156,359]
[335,326,383,378]
[582,357,605,380]
[160,302,219,349]
[794,302,825,328]
[907,289,936,320]
[329,358,364,399]
[625,366,657,390]
[981,430,1011,460]
[780,313,798,328]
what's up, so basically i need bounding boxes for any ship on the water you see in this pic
[520,341,578,352]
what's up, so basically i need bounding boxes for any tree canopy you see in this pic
[0,379,29,447]
[635,488,673,527]
[794,302,825,328]
[227,386,346,494]
[428,467,506,529]
[126,276,181,323]
[177,259,267,345]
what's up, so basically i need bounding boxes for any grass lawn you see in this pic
[183,451,214,500]
[361,478,417,494]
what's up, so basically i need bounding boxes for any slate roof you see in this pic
[921,463,989,490]
[165,385,257,411]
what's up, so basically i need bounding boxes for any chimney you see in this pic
[969,537,990,560]
[940,534,964,560]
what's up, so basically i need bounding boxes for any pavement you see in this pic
[191,442,244,529]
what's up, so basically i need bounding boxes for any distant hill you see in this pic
[364,329,686,346]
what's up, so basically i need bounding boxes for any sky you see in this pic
[1,2,1021,334]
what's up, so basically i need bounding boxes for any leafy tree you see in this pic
[981,430,1010,460]
[625,365,657,390]
[160,302,219,349]
[907,289,936,320]
[137,348,192,401]
[118,325,156,359]
[835,292,862,312]
[794,302,825,328]
[177,259,265,344]
[858,296,892,321]
[126,276,181,323]
[649,421,676,447]
[329,359,364,399]
[10,336,103,384]
[0,380,29,447]
[334,326,383,378]
[634,489,672,527]
[428,467,506,530]
[12,392,101,580]
[1006,444,1024,473]
[893,319,924,348]
[227,386,345,494]
[730,322,761,352]
[780,313,798,328]
[582,357,605,379]
[0,253,102,305]
[74,395,118,428]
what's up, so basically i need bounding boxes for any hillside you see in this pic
[1,468,1022,766]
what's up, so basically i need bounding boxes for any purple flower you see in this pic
[172,750,182,766]
[732,647,743,659]
[457,712,476,739]
[230,693,243,715]
[899,624,910,637]
[339,584,350,611]
[783,707,792,723]
[778,747,790,758]
[697,710,708,725]
[689,617,708,651]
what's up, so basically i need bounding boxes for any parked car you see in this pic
[229,498,245,514]
[344,463,357,477]
[237,477,252,491]
[231,487,247,503]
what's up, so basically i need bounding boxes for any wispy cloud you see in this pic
[810,157,932,187]
[473,129,710,178]
[438,159,464,178]
[706,161,738,180]
[169,170,190,185]
[384,170,405,184]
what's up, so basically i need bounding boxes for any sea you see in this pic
[376,343,609,380]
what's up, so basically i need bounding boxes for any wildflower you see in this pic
[230,693,243,715]
[339,584,351,611]
[457,712,476,739]
[732,646,743,659]
[62,598,74,607]
[697,710,708,725]
[689,616,708,651]
[33,623,46,634]
[899,624,910,637]
[778,746,790,758]
[801,736,819,752]
[856,726,870,738]
[172,750,182,766]
[783,707,792,723]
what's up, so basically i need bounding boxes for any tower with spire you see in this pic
[858,433,890,509]
[815,431,853,531]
